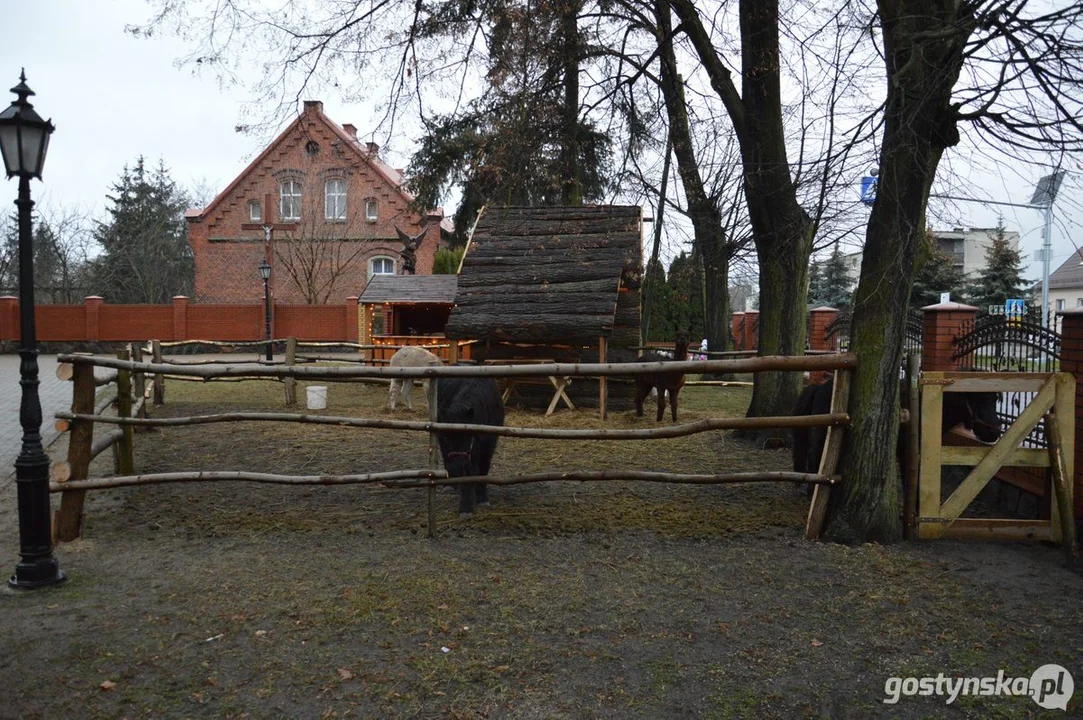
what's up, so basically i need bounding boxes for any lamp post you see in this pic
[1,70,65,589]
[259,259,272,361]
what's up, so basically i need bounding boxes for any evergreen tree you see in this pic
[807,262,825,306]
[663,251,705,340]
[90,157,193,303]
[821,243,853,309]
[431,246,465,274]
[909,230,968,308]
[966,223,1028,312]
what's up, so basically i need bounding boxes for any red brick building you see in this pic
[186,100,444,304]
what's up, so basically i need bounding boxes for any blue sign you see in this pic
[1006,299,1025,317]
[860,176,878,206]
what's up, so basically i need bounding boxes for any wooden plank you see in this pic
[131,344,147,420]
[940,446,1050,468]
[941,518,1053,541]
[805,369,851,540]
[937,375,1057,533]
[1053,373,1075,546]
[922,371,1054,393]
[917,382,945,540]
[1047,410,1077,562]
[55,363,96,542]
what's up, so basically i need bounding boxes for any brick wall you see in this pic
[187,101,441,304]
[920,302,977,371]
[0,296,362,343]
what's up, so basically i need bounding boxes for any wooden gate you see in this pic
[917,371,1075,542]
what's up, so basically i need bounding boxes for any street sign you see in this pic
[940,292,951,304]
[1006,298,1026,315]
[860,176,878,206]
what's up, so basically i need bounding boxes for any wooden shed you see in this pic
[444,205,643,413]
[357,275,471,363]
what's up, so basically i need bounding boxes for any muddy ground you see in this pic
[1,377,1081,719]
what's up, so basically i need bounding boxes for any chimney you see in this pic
[366,142,380,157]
[303,100,323,114]
[343,123,358,139]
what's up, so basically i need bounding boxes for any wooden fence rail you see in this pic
[50,350,858,543]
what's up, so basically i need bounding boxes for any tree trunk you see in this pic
[830,0,974,542]
[560,0,583,206]
[655,0,731,354]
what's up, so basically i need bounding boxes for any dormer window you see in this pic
[248,201,262,222]
[365,198,379,222]
[325,178,347,221]
[280,180,302,221]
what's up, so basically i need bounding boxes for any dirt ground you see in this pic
[2,376,1081,719]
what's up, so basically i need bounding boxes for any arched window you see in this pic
[369,256,395,279]
[279,180,302,221]
[325,178,347,220]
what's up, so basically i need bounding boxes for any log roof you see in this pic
[357,274,459,305]
[444,206,642,344]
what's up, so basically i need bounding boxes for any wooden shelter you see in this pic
[444,206,643,415]
[357,275,470,363]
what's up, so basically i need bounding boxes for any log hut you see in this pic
[357,274,470,363]
[444,206,643,415]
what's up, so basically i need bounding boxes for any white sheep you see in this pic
[388,346,443,410]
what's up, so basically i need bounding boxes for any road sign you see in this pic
[940,292,951,304]
[860,176,878,206]
[1006,299,1026,316]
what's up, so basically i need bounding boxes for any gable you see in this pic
[444,206,642,344]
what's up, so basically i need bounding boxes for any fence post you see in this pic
[84,296,103,342]
[284,337,298,406]
[172,295,189,341]
[55,363,96,542]
[744,310,759,351]
[808,306,839,384]
[131,343,147,420]
[921,301,978,371]
[115,349,135,476]
[1056,307,1083,535]
[152,339,165,405]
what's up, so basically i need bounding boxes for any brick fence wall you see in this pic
[0,295,360,343]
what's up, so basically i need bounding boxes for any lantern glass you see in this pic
[258,260,272,280]
[0,123,18,175]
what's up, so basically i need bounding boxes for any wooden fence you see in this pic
[48,352,858,543]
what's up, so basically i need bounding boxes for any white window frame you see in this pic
[369,256,395,279]
[325,178,347,221]
[365,198,379,222]
[1056,299,1066,311]
[1077,298,1083,307]
[280,180,302,221]
[248,200,262,222]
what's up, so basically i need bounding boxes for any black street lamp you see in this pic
[1,70,65,589]
[259,259,272,361]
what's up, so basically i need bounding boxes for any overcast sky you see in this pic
[2,0,1080,291]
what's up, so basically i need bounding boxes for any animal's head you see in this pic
[441,403,480,477]
[963,392,1002,443]
[675,330,691,352]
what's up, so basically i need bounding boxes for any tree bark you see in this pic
[655,0,731,354]
[830,0,975,542]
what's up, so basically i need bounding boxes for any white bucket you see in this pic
[306,385,328,410]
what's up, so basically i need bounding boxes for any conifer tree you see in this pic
[966,223,1027,313]
[91,157,193,303]
[909,230,969,308]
